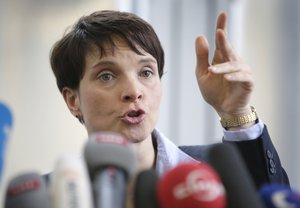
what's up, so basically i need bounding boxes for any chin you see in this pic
[122,130,150,144]
[129,137,147,143]
[122,132,146,143]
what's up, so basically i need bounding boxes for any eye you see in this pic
[97,72,114,81]
[140,68,154,78]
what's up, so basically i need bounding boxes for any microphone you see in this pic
[134,169,160,208]
[4,172,51,208]
[157,161,227,208]
[207,143,265,208]
[0,102,13,181]
[259,183,300,208]
[83,131,137,208]
[50,154,94,208]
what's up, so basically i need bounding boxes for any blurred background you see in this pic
[1,0,299,204]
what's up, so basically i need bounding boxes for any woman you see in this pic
[50,10,289,189]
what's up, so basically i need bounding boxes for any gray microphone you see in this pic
[83,131,137,208]
[4,172,51,208]
[207,143,265,208]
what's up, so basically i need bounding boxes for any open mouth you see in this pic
[127,110,143,117]
[122,109,145,124]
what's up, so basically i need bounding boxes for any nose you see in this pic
[121,80,143,103]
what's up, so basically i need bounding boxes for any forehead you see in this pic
[84,39,157,70]
[86,38,153,62]
[90,41,131,56]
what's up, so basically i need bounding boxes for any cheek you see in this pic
[79,89,106,115]
[151,84,162,110]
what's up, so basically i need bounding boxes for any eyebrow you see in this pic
[138,57,157,65]
[91,61,115,69]
[91,57,157,69]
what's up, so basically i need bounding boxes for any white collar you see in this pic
[152,128,198,176]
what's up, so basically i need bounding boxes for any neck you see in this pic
[132,135,155,172]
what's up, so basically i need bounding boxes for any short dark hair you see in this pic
[50,10,165,93]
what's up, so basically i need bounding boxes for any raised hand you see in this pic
[195,12,254,122]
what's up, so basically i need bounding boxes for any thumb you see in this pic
[195,36,210,75]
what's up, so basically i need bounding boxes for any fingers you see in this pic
[209,62,250,73]
[216,12,227,32]
[223,71,254,84]
[195,36,210,75]
[209,62,253,82]
[216,29,239,61]
[215,12,227,50]
[215,12,240,62]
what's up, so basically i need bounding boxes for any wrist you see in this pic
[220,106,258,130]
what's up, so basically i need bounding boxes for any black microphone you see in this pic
[83,131,137,208]
[207,143,265,208]
[4,172,51,208]
[134,169,160,208]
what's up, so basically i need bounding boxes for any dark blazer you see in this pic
[179,125,290,190]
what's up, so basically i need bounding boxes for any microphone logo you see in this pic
[7,179,40,197]
[66,181,79,208]
[92,132,128,146]
[173,168,225,201]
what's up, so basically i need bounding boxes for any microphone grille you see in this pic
[5,172,51,208]
[84,131,137,177]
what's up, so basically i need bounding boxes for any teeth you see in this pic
[128,111,139,117]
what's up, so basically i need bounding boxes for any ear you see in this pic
[62,87,81,117]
